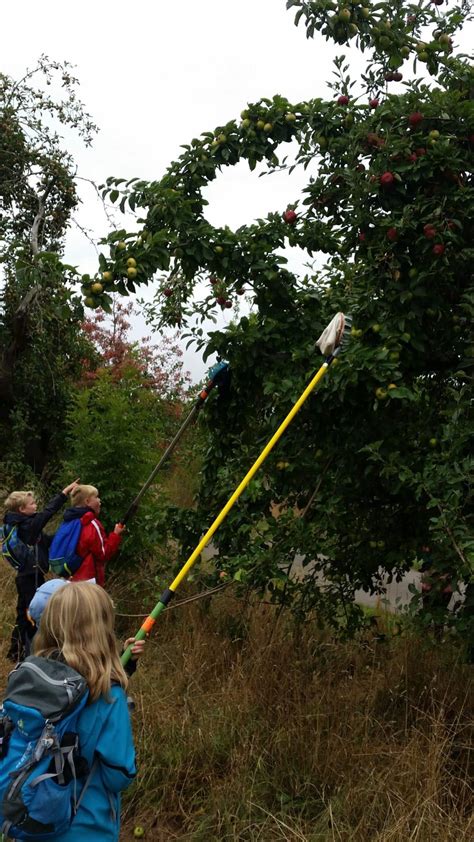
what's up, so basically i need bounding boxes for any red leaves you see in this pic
[80,302,191,397]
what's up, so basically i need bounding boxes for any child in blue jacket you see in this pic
[30,581,137,841]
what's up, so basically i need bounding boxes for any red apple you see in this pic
[224,300,232,308]
[415,147,426,156]
[408,112,424,128]
[358,232,367,242]
[236,287,245,295]
[209,276,218,285]
[387,227,398,242]
[423,224,436,239]
[369,98,379,108]
[216,296,226,306]
[392,72,403,82]
[337,95,350,106]
[432,243,445,256]
[283,209,297,225]
[163,288,173,297]
[380,171,395,187]
[408,152,418,162]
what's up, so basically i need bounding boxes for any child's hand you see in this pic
[124,638,145,661]
[63,478,80,495]
[114,523,126,535]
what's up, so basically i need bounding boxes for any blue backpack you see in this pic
[0,656,92,840]
[48,520,83,578]
[0,525,36,574]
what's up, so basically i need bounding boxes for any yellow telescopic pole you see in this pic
[122,356,334,664]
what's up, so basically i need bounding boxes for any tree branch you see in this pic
[30,180,53,255]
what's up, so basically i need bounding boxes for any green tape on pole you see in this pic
[121,599,167,665]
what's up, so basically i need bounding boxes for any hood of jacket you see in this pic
[63,506,94,523]
[3,511,31,527]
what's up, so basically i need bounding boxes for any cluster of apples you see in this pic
[82,242,140,308]
[239,108,297,136]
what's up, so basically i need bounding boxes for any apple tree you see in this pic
[0,57,97,476]
[94,2,473,637]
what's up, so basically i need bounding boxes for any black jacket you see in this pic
[3,493,67,577]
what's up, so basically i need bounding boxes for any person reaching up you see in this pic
[60,484,125,587]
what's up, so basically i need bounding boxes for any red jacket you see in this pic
[71,511,121,587]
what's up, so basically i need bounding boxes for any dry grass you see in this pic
[1,565,472,841]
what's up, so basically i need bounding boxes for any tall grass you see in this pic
[1,565,472,841]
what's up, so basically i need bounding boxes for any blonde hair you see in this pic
[34,582,128,701]
[3,491,35,515]
[71,484,98,506]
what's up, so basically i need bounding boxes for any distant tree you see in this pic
[0,56,97,475]
[81,300,191,400]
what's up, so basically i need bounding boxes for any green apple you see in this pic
[338,9,351,22]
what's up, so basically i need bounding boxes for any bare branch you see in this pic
[30,180,54,256]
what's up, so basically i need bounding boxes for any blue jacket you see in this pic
[50,685,136,842]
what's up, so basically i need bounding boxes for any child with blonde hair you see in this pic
[1,479,79,661]
[1,582,136,841]
[60,484,125,587]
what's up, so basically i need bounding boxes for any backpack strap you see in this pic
[74,756,99,814]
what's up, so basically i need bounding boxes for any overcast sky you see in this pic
[3,1,470,380]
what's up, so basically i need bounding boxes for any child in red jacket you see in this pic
[62,485,124,586]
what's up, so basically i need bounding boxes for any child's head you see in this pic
[71,484,101,515]
[34,582,127,701]
[28,578,69,626]
[3,491,37,517]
